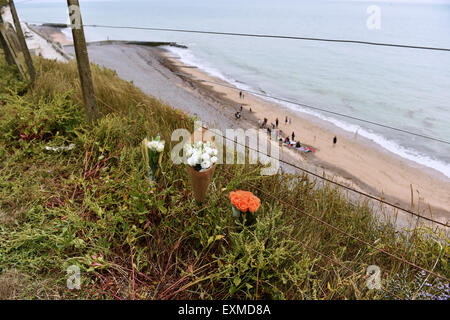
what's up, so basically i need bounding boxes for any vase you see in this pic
[187,163,216,203]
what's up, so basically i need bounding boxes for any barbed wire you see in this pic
[222,169,449,283]
[199,125,449,228]
[6,2,449,300]
[20,20,450,146]
[94,90,450,283]
[93,81,448,229]
[24,20,450,52]
[175,74,449,146]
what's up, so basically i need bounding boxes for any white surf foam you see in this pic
[165,46,450,179]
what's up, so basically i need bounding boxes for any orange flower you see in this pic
[229,190,261,213]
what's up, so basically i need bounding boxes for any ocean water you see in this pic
[16,0,450,178]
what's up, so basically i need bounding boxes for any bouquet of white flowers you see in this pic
[141,135,165,183]
[184,141,218,172]
[184,140,218,203]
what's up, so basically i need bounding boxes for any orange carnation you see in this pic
[229,190,261,213]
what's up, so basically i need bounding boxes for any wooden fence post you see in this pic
[67,0,99,123]
[8,0,35,82]
[0,21,29,78]
[0,9,15,65]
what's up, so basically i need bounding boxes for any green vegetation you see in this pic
[0,51,448,300]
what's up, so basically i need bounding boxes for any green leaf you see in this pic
[233,277,241,287]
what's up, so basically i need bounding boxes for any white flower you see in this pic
[156,142,165,153]
[148,139,165,153]
[147,141,155,150]
[185,141,218,169]
[187,155,197,167]
[201,159,212,169]
[201,153,210,161]
[188,151,201,166]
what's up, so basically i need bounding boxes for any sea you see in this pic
[15,0,450,178]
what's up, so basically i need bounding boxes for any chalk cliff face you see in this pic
[1,6,70,63]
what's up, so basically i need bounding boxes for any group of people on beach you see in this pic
[234,92,339,151]
[257,116,300,148]
[256,115,338,154]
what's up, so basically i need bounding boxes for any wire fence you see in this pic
[94,84,448,229]
[20,19,450,146]
[200,125,448,228]
[21,19,450,53]
[3,3,449,298]
[96,94,450,287]
[72,14,450,292]
[222,168,449,283]
[22,18,450,226]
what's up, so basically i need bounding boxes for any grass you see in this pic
[0,50,448,300]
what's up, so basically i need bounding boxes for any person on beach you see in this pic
[292,132,295,141]
[333,136,337,146]
[258,119,262,127]
[276,118,279,128]
[239,91,242,99]
[263,118,268,128]
[249,107,252,113]
[267,127,272,135]
[235,111,241,119]
[240,105,243,112]
[285,116,288,125]
[295,141,301,148]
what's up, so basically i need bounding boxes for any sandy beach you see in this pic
[56,36,449,228]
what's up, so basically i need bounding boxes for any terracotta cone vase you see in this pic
[187,127,217,203]
[187,164,216,203]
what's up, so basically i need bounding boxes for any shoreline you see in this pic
[51,33,449,227]
[159,48,450,225]
[163,48,450,183]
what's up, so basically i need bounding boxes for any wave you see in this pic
[280,101,450,179]
[165,46,450,179]
[165,47,255,91]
